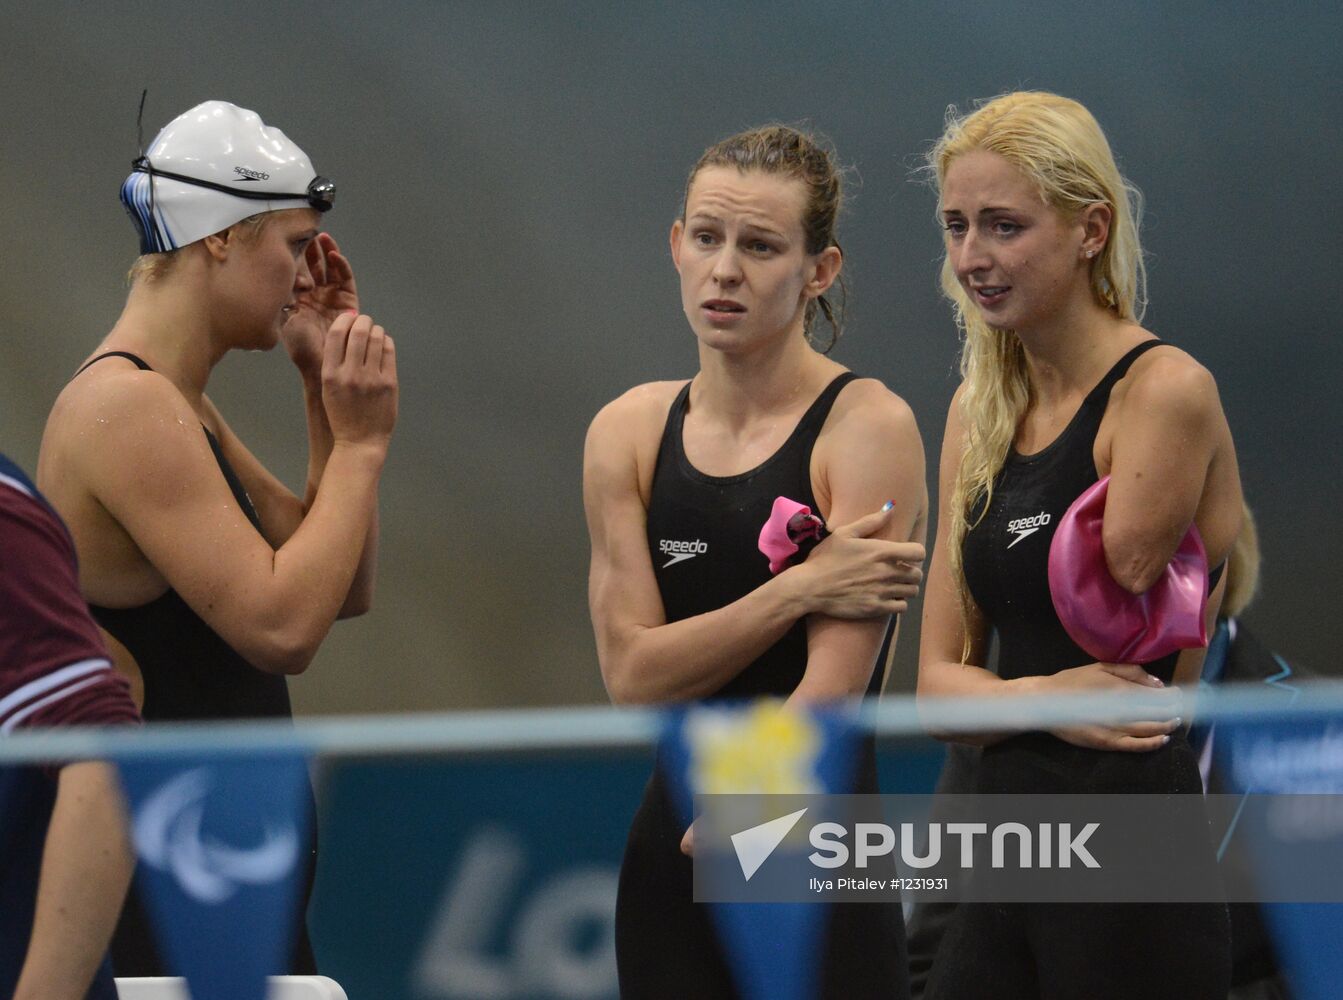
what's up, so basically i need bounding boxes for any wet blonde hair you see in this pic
[126,249,181,284]
[928,92,1147,647]
[125,212,273,285]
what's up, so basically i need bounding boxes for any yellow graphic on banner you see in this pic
[688,700,822,796]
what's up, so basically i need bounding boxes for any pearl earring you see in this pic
[1085,249,1097,258]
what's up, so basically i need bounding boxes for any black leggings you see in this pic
[924,734,1231,1000]
[615,757,909,999]
[924,900,1230,1000]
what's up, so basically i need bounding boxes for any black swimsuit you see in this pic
[71,351,317,976]
[961,340,1221,687]
[615,373,909,999]
[924,342,1231,1000]
[79,352,296,723]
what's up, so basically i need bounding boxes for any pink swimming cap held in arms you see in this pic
[758,497,827,575]
[1048,476,1209,664]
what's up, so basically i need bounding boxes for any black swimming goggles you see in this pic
[131,156,336,212]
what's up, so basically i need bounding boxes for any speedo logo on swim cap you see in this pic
[660,538,708,568]
[1006,512,1051,549]
[233,166,270,182]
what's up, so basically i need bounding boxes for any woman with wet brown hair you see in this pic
[585,125,926,997]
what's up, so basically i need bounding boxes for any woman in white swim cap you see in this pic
[38,99,398,976]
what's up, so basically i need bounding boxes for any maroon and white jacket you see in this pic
[0,456,138,733]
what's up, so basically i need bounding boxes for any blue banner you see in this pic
[1219,716,1343,1000]
[312,750,649,1000]
[117,752,312,1000]
[658,700,861,1000]
[309,737,932,1000]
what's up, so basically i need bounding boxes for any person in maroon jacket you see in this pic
[1,451,140,1000]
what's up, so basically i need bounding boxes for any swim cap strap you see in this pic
[132,158,335,212]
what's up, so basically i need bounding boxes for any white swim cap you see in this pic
[121,100,334,254]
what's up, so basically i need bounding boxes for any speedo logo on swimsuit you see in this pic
[1006,512,1051,548]
[659,538,708,568]
[233,166,270,182]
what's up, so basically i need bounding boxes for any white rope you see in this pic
[0,681,1337,765]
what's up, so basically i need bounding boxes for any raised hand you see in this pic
[322,312,398,450]
[284,233,360,378]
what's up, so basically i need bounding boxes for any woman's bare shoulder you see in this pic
[587,379,688,447]
[43,364,203,488]
[1118,337,1220,422]
[827,375,921,447]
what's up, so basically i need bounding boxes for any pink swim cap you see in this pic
[1048,476,1209,664]
[758,497,826,575]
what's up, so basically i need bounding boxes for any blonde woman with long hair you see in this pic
[917,92,1241,997]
